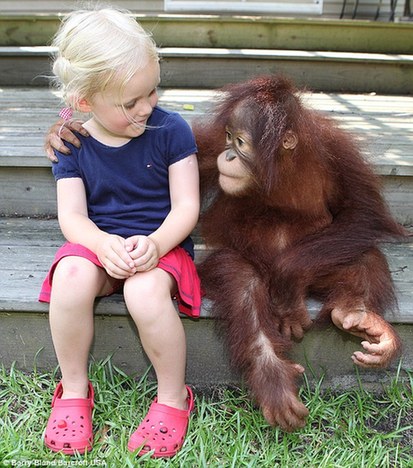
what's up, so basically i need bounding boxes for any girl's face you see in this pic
[88,60,160,142]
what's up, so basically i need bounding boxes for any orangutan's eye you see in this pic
[236,137,246,147]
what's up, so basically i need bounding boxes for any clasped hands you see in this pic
[96,233,160,279]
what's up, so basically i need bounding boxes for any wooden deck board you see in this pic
[1,43,413,91]
[0,86,413,173]
[0,13,411,50]
[0,217,412,323]
[1,86,413,221]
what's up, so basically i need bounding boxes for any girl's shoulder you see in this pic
[55,131,92,156]
[52,131,103,169]
[147,107,196,163]
[150,106,190,130]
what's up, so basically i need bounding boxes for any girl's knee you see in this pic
[53,256,101,289]
[124,269,175,319]
[50,257,107,310]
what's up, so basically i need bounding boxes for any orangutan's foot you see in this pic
[259,363,308,431]
[278,309,313,341]
[261,390,309,432]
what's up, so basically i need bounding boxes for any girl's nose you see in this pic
[138,100,153,116]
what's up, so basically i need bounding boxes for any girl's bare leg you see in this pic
[49,256,115,399]
[124,268,188,410]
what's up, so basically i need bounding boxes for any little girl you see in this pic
[39,6,201,458]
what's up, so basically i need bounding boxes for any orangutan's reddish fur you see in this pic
[193,75,407,431]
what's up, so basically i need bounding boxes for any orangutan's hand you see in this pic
[44,118,88,162]
[331,307,401,368]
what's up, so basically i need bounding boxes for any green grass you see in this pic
[0,359,412,467]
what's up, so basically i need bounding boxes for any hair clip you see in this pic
[59,107,73,121]
[58,107,74,137]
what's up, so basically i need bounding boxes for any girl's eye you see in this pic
[124,101,136,110]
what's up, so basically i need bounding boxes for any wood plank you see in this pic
[382,177,413,225]
[0,310,240,384]
[3,45,413,63]
[1,87,412,168]
[0,0,404,24]
[1,309,412,386]
[0,220,412,383]
[0,168,57,216]
[2,167,411,222]
[0,1,162,12]
[1,87,412,218]
[158,53,413,93]
[164,0,323,15]
[0,218,412,323]
[1,46,412,93]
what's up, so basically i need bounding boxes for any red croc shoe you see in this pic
[128,386,195,458]
[44,381,94,455]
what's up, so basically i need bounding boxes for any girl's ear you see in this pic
[77,98,92,113]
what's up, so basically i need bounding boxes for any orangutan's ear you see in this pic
[282,130,298,150]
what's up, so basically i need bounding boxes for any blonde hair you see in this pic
[51,5,159,109]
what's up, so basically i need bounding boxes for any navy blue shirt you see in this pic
[52,106,197,257]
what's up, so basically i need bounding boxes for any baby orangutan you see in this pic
[193,75,407,431]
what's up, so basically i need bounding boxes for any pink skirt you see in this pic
[39,242,201,318]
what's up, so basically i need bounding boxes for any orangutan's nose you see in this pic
[225,150,236,162]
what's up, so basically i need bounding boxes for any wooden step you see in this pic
[1,87,412,224]
[1,217,412,388]
[0,46,412,93]
[1,13,412,53]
